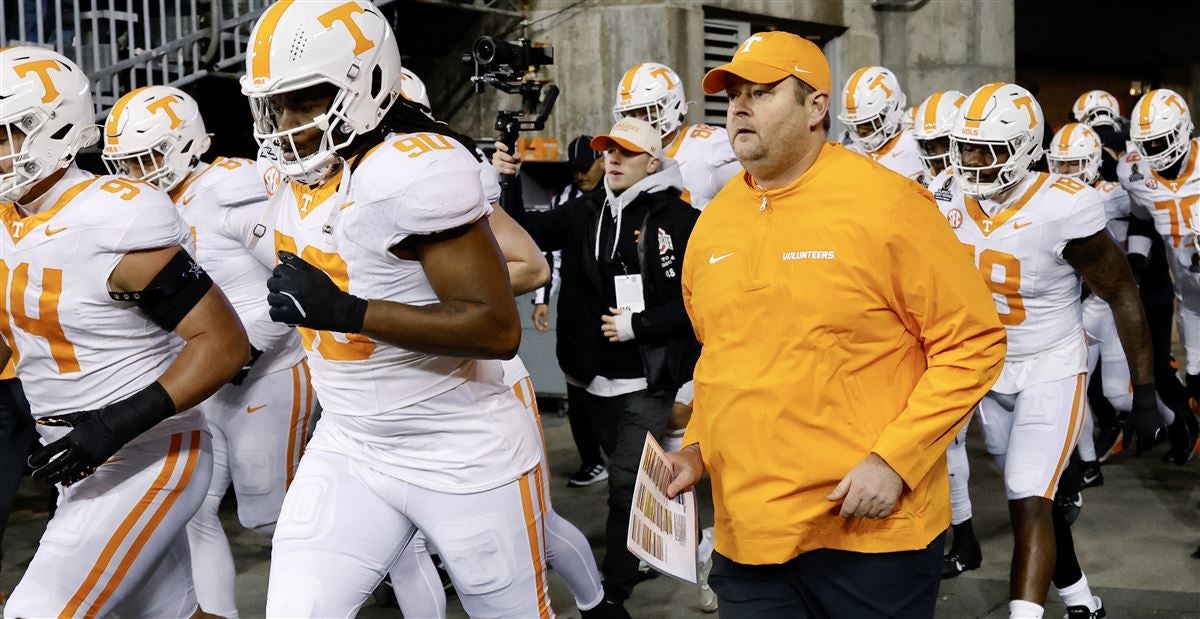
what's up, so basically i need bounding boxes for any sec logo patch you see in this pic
[947,208,963,229]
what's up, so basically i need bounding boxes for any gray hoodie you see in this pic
[595,157,685,261]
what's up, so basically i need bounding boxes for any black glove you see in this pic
[1123,384,1164,455]
[229,345,264,386]
[267,251,368,332]
[28,382,176,486]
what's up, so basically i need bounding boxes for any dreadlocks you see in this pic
[371,98,482,162]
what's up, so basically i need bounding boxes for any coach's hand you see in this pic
[827,453,903,519]
[664,443,704,499]
[492,142,523,176]
[268,251,368,333]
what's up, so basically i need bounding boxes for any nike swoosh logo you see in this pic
[246,405,267,414]
[709,252,735,264]
[1013,221,1032,229]
[181,195,195,205]
[45,226,67,236]
[794,67,811,74]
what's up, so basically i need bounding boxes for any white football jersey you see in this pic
[266,132,540,493]
[851,129,926,184]
[0,165,203,443]
[1121,139,1199,269]
[171,156,305,380]
[1095,180,1133,247]
[932,170,1108,393]
[664,124,742,210]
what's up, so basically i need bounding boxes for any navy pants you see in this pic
[709,534,944,619]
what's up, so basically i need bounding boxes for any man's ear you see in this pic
[808,91,830,131]
[648,156,662,174]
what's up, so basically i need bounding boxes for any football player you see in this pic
[241,2,551,615]
[1121,89,1200,451]
[934,83,1159,619]
[612,62,742,211]
[911,89,984,579]
[837,66,926,182]
[0,47,248,617]
[386,68,617,619]
[101,85,313,619]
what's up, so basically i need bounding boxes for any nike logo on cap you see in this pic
[794,67,811,74]
[709,252,735,264]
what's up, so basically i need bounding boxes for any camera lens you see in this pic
[473,37,497,65]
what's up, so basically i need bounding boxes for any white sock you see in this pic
[1009,599,1044,619]
[1056,575,1099,610]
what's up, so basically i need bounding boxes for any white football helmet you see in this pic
[101,86,210,193]
[901,105,916,132]
[911,90,966,175]
[1130,88,1194,171]
[1072,90,1121,128]
[399,67,431,114]
[1047,122,1102,186]
[837,66,907,153]
[949,82,1045,200]
[241,0,403,184]
[612,63,687,141]
[0,47,100,201]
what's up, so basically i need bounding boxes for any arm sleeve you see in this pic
[632,212,700,341]
[108,195,188,253]
[220,196,277,269]
[870,190,1008,490]
[1055,192,1109,261]
[1127,215,1155,258]
[680,237,707,450]
[383,166,490,247]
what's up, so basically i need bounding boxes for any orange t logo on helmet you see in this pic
[14,59,63,103]
[146,95,184,130]
[318,2,375,56]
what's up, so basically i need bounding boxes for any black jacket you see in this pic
[502,161,700,391]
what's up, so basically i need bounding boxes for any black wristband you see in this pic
[1131,383,1156,410]
[336,294,369,333]
[103,382,178,445]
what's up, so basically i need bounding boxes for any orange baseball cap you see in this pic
[591,117,663,159]
[702,31,830,95]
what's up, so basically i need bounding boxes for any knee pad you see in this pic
[433,516,515,596]
[1004,447,1053,499]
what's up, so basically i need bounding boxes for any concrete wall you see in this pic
[448,0,1015,144]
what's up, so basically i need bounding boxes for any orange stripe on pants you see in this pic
[1044,374,1086,499]
[519,472,552,618]
[61,433,184,618]
[86,431,203,617]
[285,364,303,486]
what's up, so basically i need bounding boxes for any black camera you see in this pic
[471,37,553,73]
[464,36,559,185]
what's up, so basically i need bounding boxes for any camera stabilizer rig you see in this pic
[465,36,559,186]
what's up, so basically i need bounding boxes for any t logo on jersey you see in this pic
[13,59,62,103]
[318,2,375,56]
[981,219,994,234]
[146,94,184,130]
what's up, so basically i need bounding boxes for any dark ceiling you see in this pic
[1015,0,1200,78]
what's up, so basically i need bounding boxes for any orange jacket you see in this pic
[681,142,1006,564]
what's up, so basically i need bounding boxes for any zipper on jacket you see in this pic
[747,193,772,287]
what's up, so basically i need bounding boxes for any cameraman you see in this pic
[494,117,700,609]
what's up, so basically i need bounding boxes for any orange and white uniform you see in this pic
[1121,139,1200,375]
[663,124,742,210]
[262,133,549,617]
[0,165,212,618]
[854,129,927,184]
[166,156,314,618]
[932,169,1109,499]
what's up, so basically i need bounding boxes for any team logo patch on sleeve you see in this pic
[658,228,674,255]
[946,208,963,229]
[934,177,954,202]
